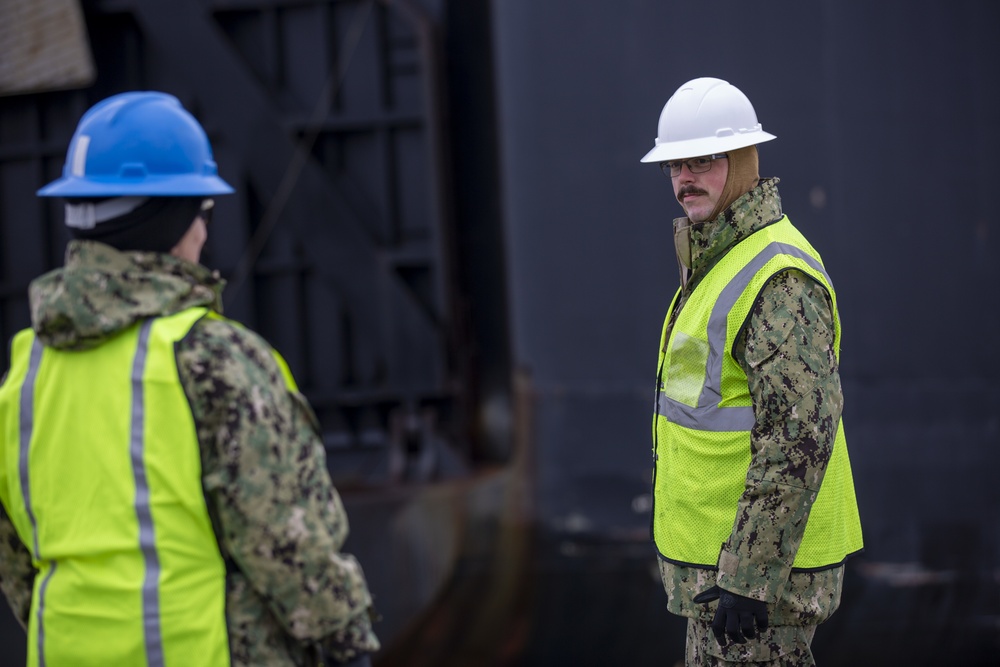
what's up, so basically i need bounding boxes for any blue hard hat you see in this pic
[38,91,234,198]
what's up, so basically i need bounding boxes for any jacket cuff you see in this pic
[714,548,788,603]
[320,606,381,663]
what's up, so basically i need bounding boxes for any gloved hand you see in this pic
[692,585,768,646]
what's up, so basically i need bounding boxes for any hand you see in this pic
[692,585,768,646]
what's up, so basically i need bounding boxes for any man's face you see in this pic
[669,155,729,222]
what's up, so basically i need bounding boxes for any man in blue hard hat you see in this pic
[641,78,864,666]
[0,92,379,667]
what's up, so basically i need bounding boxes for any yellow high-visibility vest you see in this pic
[652,217,863,570]
[0,307,230,667]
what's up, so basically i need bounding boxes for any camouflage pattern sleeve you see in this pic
[176,317,379,663]
[716,268,843,602]
[0,504,34,629]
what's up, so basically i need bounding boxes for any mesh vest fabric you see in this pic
[0,307,230,667]
[652,217,863,570]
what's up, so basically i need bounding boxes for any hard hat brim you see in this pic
[37,174,235,198]
[639,131,776,164]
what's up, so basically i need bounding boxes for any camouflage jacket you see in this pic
[0,241,379,665]
[658,178,846,627]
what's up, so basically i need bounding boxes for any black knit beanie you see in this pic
[66,196,204,254]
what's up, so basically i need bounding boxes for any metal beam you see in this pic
[129,0,445,392]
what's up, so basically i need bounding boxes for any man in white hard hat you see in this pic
[642,77,864,666]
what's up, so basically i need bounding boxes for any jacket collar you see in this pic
[673,177,783,283]
[29,240,225,350]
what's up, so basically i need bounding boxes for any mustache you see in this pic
[676,186,707,199]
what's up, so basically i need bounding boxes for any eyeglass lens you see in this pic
[661,155,726,177]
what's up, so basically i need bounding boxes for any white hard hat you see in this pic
[640,77,776,163]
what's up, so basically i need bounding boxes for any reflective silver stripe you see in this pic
[36,565,56,667]
[19,337,49,666]
[658,241,830,432]
[130,320,164,667]
[19,338,44,557]
[657,391,754,432]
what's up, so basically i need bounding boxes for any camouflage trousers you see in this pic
[685,618,817,666]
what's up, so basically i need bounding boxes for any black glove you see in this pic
[692,585,768,646]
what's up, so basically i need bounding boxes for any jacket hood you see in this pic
[674,177,783,281]
[29,240,225,350]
